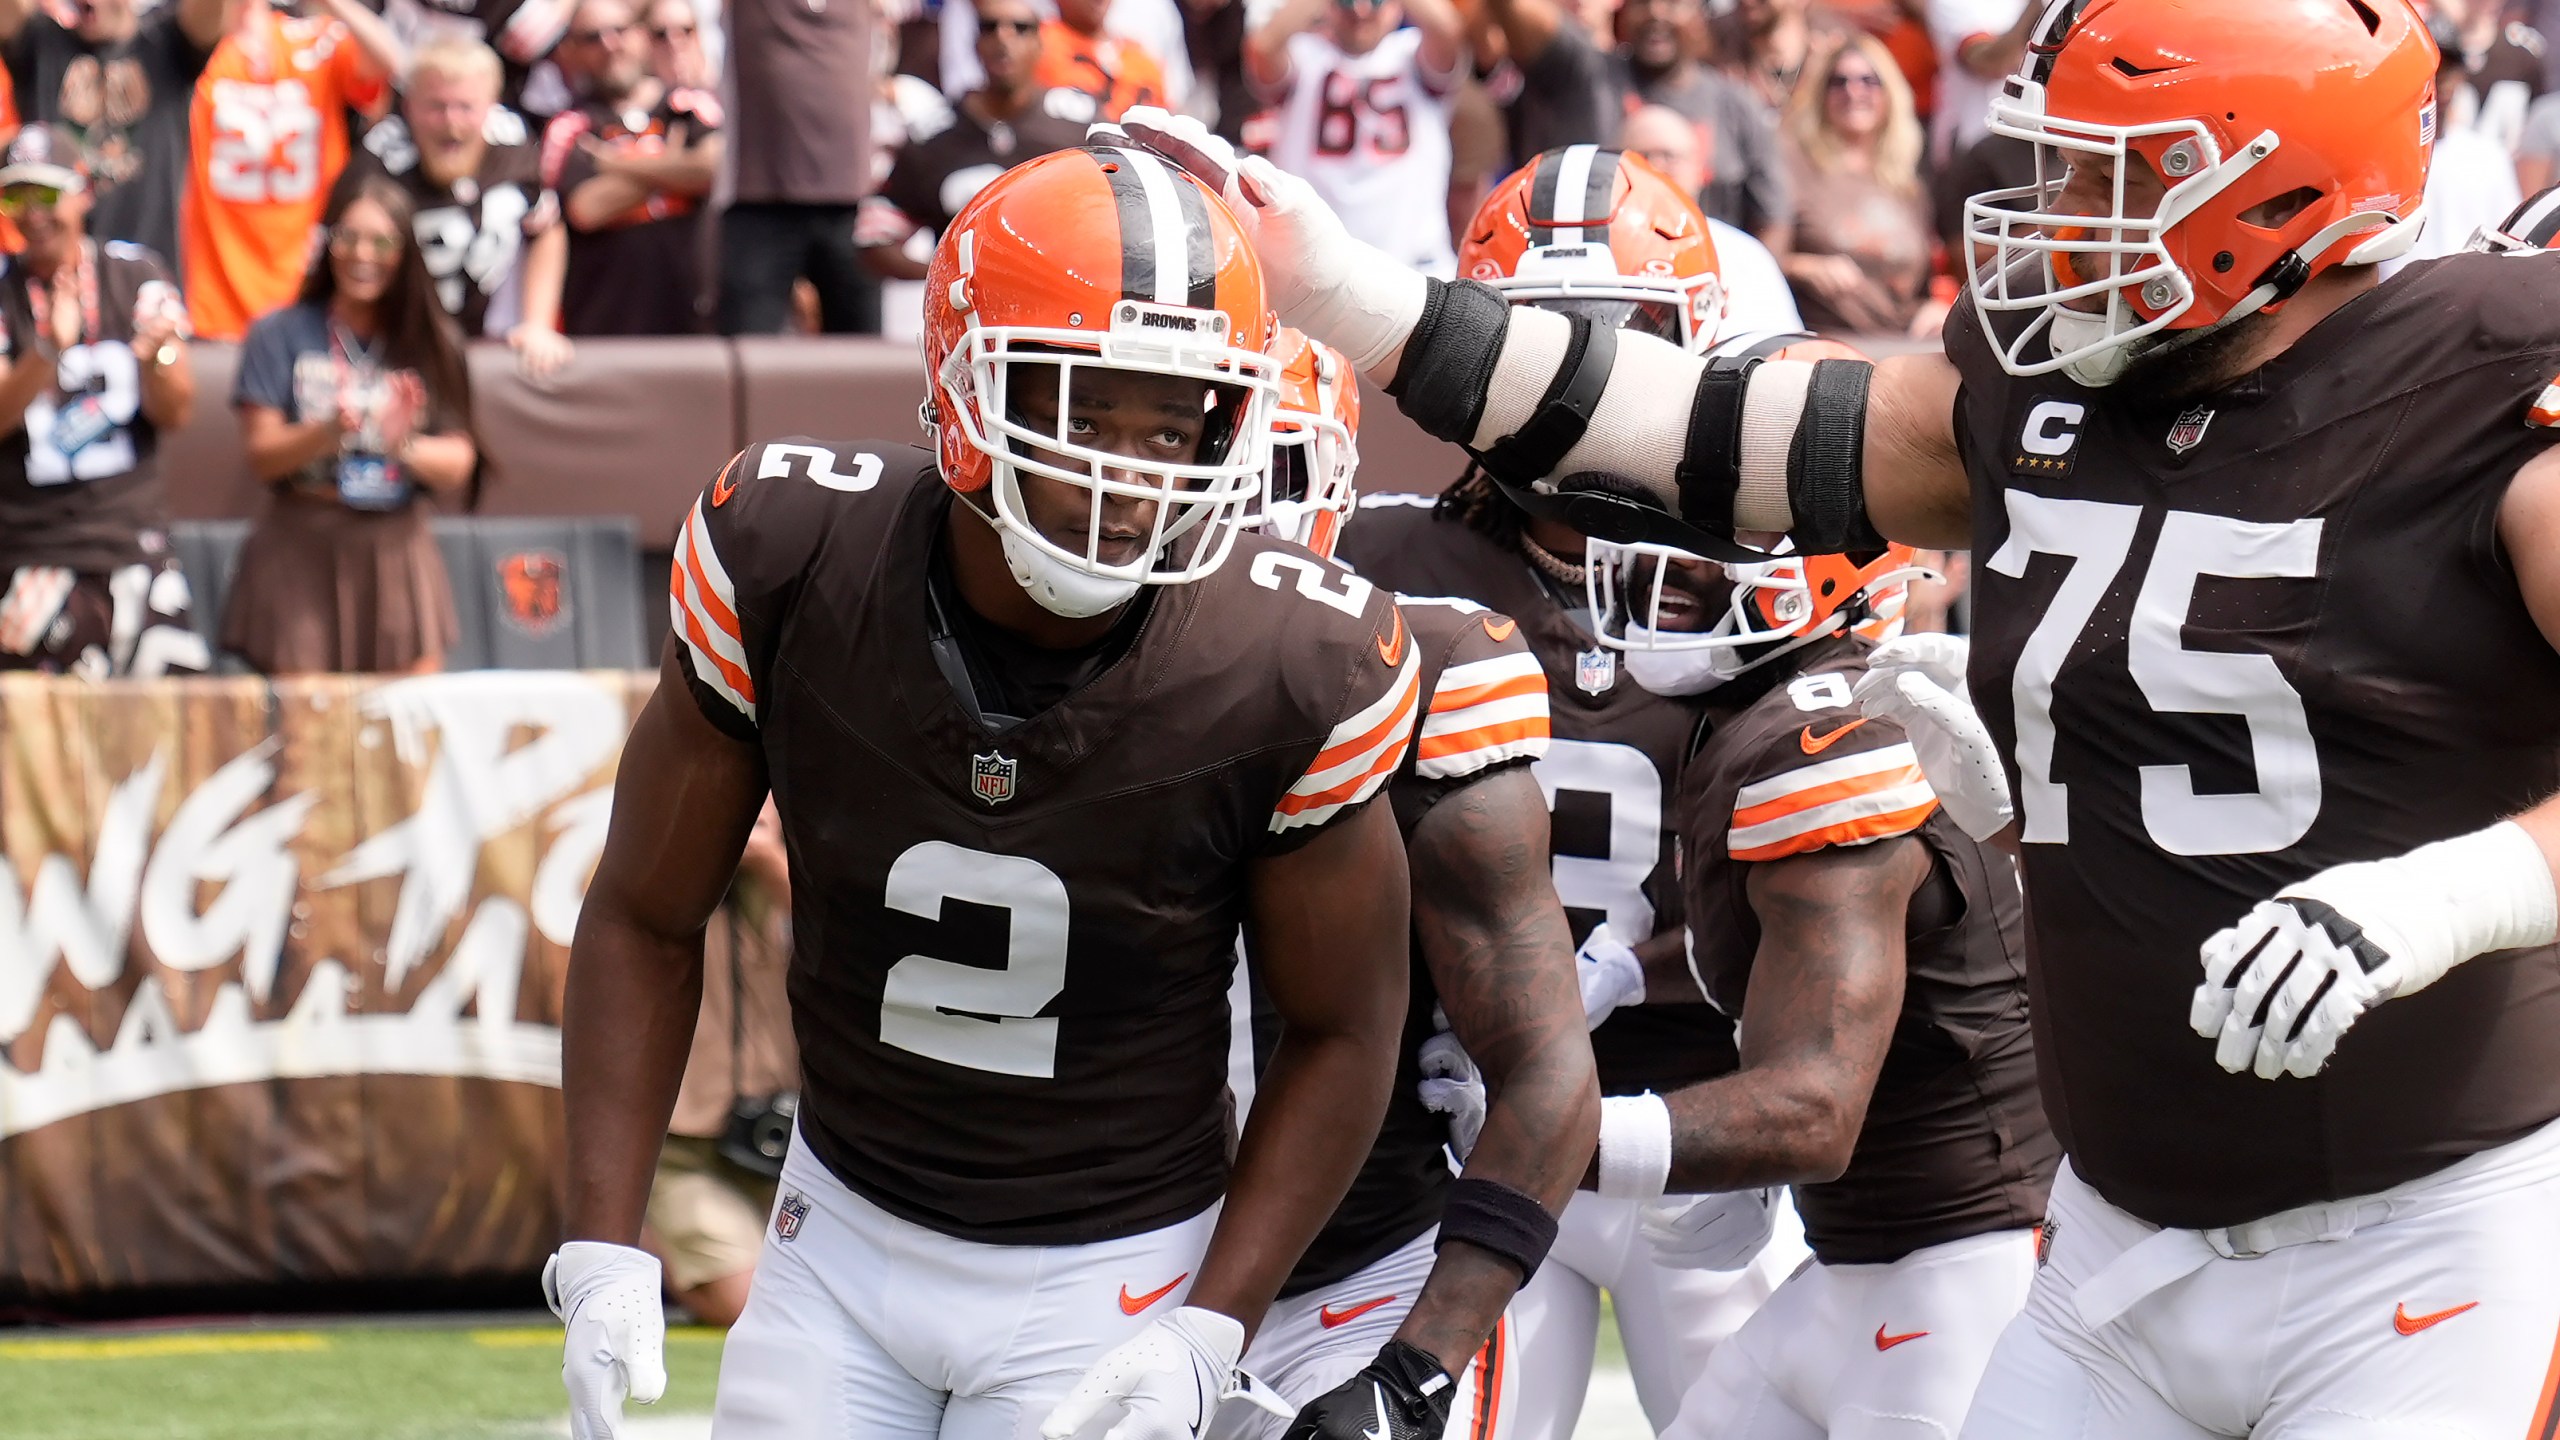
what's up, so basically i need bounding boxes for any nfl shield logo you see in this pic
[2166,406,2215,455]
[971,751,1017,805]
[1576,647,1616,694]
[775,1190,810,1243]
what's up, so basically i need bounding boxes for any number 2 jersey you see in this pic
[1337,495,1742,1101]
[669,441,1422,1245]
[1945,249,2560,1228]
[0,242,177,574]
[1681,635,2055,1265]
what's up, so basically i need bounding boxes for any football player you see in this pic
[1112,0,2560,1426]
[549,147,1423,1440]
[1321,147,1812,1440]
[1225,330,1598,1440]
[1584,538,2056,1439]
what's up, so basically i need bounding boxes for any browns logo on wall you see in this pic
[0,670,650,1303]
[498,550,570,638]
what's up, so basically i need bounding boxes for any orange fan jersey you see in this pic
[181,6,389,340]
[1035,20,1165,121]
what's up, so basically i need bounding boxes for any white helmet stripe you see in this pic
[1116,146,1193,306]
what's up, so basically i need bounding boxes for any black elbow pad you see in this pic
[1388,278,1513,445]
[1786,359,1886,555]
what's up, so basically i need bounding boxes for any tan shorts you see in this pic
[647,1135,779,1293]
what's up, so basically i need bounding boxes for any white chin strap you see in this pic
[1621,629,1753,696]
[999,526,1145,618]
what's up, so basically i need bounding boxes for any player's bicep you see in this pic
[1247,799,1411,1043]
[2499,443,2560,655]
[583,639,770,947]
[1408,767,1582,1073]
[1864,351,1974,550]
[1735,838,1929,1118]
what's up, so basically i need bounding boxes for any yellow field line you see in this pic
[0,1332,331,1360]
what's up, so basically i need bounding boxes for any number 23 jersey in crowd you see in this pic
[670,441,1421,1245]
[1945,249,2560,1229]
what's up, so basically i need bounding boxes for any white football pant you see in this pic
[1213,1227,1519,1440]
[1661,1228,2036,1440]
[711,1131,1221,1440]
[1502,1189,1811,1440]
[1961,1116,2560,1440]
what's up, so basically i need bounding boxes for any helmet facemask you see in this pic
[1494,243,1726,354]
[1587,541,1933,696]
[1251,408,1358,559]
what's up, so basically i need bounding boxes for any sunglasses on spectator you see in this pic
[569,21,630,43]
[0,184,65,214]
[1828,70,1884,93]
[330,227,403,259]
[977,17,1037,34]
[650,21,694,39]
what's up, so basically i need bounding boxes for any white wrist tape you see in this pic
[2283,819,2559,996]
[1304,240,1430,380]
[1597,1092,1674,1201]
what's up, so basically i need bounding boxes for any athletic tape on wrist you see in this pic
[1389,278,1512,445]
[1597,1092,1673,1201]
[2285,819,2560,994]
[1436,1176,1560,1281]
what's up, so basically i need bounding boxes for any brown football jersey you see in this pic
[1280,592,1551,1295]
[0,243,178,574]
[670,440,1421,1245]
[1683,634,2055,1265]
[1336,494,1740,1096]
[1945,249,2560,1228]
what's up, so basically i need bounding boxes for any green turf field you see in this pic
[0,1321,727,1440]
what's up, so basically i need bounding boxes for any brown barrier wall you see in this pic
[164,339,1477,544]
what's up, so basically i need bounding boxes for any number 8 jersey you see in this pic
[669,440,1421,1245]
[1946,248,2560,1229]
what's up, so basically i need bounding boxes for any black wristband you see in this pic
[1674,355,1755,539]
[1785,358,1885,554]
[1436,1177,1560,1281]
[1388,278,1512,445]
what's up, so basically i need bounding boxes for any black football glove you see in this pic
[1281,1340,1455,1440]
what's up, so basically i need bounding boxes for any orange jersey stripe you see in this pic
[680,523,745,645]
[1731,799,1938,862]
[1275,714,1416,814]
[1429,671,1546,714]
[1307,671,1421,775]
[1417,715,1551,761]
[1731,762,1928,831]
[675,596,757,704]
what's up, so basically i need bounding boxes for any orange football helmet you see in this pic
[923,145,1280,607]
[1255,326,1362,559]
[1587,538,1934,693]
[1457,144,1727,353]
[1965,0,2435,386]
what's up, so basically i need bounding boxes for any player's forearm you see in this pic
[565,174,654,230]
[561,905,705,1244]
[613,139,720,196]
[516,225,568,334]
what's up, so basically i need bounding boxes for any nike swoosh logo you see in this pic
[1317,1295,1398,1329]
[1363,1381,1391,1440]
[1117,1273,1188,1316]
[2393,1301,2478,1336]
[1480,615,1517,642]
[1801,717,1870,754]
[1377,607,1407,666]
[1873,1324,1929,1351]
[711,464,742,507]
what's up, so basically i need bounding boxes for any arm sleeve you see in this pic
[1721,698,1938,864]
[1267,583,1425,843]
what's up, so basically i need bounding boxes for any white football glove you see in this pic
[1576,922,1646,1030]
[1415,1030,1487,1161]
[2190,821,2559,1079]
[543,1242,667,1440]
[1041,1305,1258,1440]
[1640,1188,1779,1272]
[1092,106,1426,376]
[1851,635,2013,841]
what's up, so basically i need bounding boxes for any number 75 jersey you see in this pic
[668,441,1421,1246]
[1945,249,2560,1230]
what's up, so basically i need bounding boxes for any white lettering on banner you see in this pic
[0,673,634,1141]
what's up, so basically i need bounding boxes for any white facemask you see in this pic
[999,525,1144,618]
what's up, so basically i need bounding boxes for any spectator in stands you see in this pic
[1038,0,1165,119]
[348,38,571,376]
[645,0,709,87]
[718,0,878,335]
[1780,33,1941,337]
[645,797,798,1328]
[1618,101,1803,337]
[1249,0,1466,273]
[541,0,722,335]
[1717,0,1845,112]
[1923,0,2031,169]
[376,0,576,119]
[2431,0,2547,150]
[0,125,202,677]
[1478,0,1793,244]
[2522,90,2560,194]
[224,176,477,675]
[182,0,402,341]
[856,0,1090,283]
[0,0,234,267]
[2387,13,2523,272]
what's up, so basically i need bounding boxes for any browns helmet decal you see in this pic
[498,550,568,636]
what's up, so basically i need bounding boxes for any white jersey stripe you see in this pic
[1420,691,1549,740]
[1734,742,1925,810]
[1433,650,1544,695]
[1728,780,1938,853]
[1286,647,1421,797]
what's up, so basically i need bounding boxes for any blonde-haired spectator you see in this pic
[1779,32,1942,338]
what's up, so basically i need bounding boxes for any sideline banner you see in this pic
[0,670,648,1303]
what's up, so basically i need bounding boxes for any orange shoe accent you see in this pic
[1316,1295,1397,1329]
[1480,615,1517,642]
[1800,718,1871,754]
[1377,607,1408,666]
[1118,1273,1188,1316]
[2391,1301,2477,1336]
[1873,1324,1929,1352]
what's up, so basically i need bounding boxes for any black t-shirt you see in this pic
[542,86,720,336]
[857,88,1096,248]
[0,242,180,572]
[7,12,212,267]
[344,108,556,336]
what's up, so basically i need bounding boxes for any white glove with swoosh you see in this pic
[1043,1306,1274,1440]
[1414,1029,1487,1161]
[1641,1189,1779,1272]
[1851,634,2013,841]
[544,1242,667,1440]
[1576,922,1647,1030]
